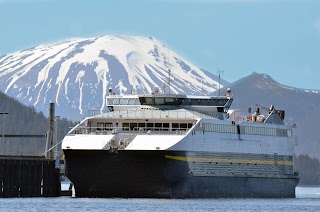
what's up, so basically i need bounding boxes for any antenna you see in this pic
[162,83,166,94]
[201,79,203,95]
[167,45,171,94]
[218,70,221,97]
[168,69,171,94]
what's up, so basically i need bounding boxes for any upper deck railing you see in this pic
[69,126,189,136]
[88,109,220,120]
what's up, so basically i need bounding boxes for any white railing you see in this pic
[89,109,219,120]
[69,126,189,136]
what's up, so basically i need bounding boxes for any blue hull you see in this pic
[63,149,299,198]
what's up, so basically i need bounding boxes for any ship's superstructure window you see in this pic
[123,123,129,130]
[180,98,229,106]
[180,123,187,129]
[113,98,120,105]
[97,122,113,131]
[121,122,194,131]
[204,124,237,134]
[154,98,165,105]
[128,98,135,105]
[155,123,162,131]
[107,97,140,105]
[172,123,193,131]
[107,98,113,105]
[138,123,145,128]
[145,97,154,105]
[146,123,154,131]
[130,123,138,130]
[204,123,291,137]
[172,123,179,131]
[120,98,128,105]
[97,122,104,131]
[139,97,181,105]
[240,126,290,137]
[163,123,169,131]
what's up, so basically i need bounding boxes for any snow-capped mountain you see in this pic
[0,35,227,120]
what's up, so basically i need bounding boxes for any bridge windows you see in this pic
[120,98,128,105]
[121,122,194,131]
[107,97,140,105]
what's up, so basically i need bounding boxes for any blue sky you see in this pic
[1,0,319,89]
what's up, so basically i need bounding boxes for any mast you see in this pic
[201,79,203,95]
[168,68,171,94]
[218,70,221,97]
[167,46,171,94]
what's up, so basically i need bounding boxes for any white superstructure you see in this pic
[62,89,297,161]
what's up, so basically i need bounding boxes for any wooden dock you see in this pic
[0,157,60,197]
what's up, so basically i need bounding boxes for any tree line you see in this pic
[0,91,75,156]
[294,154,320,185]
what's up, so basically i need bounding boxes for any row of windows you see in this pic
[107,98,140,105]
[241,126,291,137]
[140,97,229,106]
[204,124,237,134]
[96,122,291,137]
[203,123,292,137]
[97,122,113,130]
[180,98,228,106]
[107,97,229,107]
[241,126,277,136]
[140,97,180,105]
[122,122,194,131]
[95,122,194,131]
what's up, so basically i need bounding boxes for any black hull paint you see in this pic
[63,149,299,198]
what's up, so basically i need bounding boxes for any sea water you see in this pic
[0,186,319,212]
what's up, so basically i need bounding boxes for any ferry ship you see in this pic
[62,88,299,198]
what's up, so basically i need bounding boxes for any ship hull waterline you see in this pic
[63,149,299,198]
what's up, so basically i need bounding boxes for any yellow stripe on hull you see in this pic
[164,155,293,166]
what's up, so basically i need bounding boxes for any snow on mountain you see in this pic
[0,35,227,120]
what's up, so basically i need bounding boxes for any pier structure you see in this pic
[0,103,70,197]
[0,157,60,197]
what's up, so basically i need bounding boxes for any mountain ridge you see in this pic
[229,72,320,158]
[232,72,319,93]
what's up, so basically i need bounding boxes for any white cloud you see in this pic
[314,19,320,33]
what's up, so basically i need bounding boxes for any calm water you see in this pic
[0,186,319,212]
